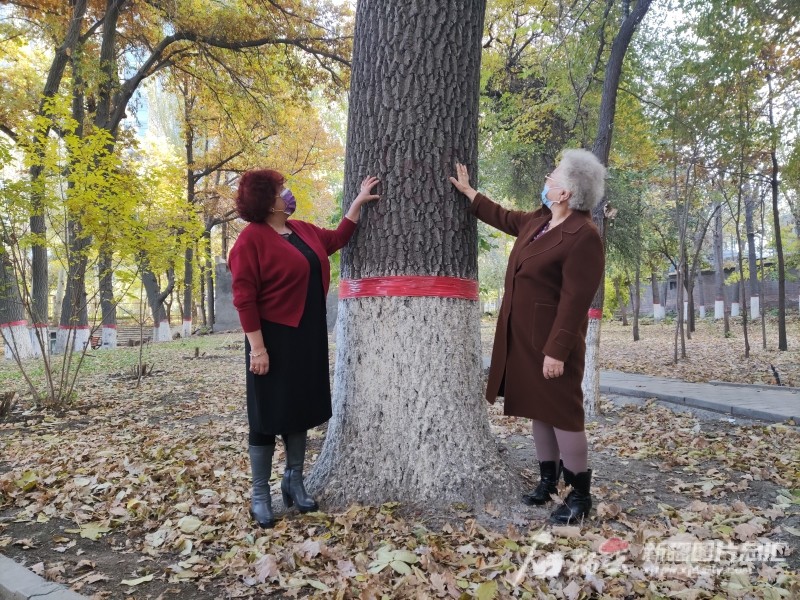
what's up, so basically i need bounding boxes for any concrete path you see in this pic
[0,554,87,600]
[600,369,799,423]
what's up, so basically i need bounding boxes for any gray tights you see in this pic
[531,419,588,473]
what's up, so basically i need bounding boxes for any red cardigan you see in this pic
[228,218,357,332]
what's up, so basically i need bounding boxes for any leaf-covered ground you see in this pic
[596,314,800,386]
[0,321,798,599]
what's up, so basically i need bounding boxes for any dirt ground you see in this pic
[1,318,798,598]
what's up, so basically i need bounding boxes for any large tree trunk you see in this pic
[56,71,91,355]
[98,249,116,348]
[142,268,175,342]
[0,248,36,360]
[307,0,516,510]
[96,0,123,350]
[28,0,89,356]
[584,0,654,414]
[55,220,91,354]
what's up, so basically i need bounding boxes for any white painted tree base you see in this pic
[2,323,36,360]
[653,304,665,321]
[54,327,90,354]
[731,302,740,317]
[101,326,117,349]
[699,306,706,319]
[714,300,724,320]
[306,297,518,510]
[683,301,688,321]
[30,326,48,357]
[581,318,602,417]
[182,319,192,338]
[750,297,759,319]
[152,321,172,342]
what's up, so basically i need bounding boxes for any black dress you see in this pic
[244,232,331,435]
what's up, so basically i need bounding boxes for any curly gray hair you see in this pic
[559,149,606,212]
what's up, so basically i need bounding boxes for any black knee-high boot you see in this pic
[550,467,592,524]
[248,444,275,528]
[522,460,562,505]
[281,431,319,513]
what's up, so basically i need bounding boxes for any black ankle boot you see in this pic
[248,444,275,528]
[281,432,319,513]
[550,467,592,524]
[522,460,562,505]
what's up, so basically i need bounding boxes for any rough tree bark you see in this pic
[306,0,518,510]
[584,0,654,414]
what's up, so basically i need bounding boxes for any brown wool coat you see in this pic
[470,193,605,432]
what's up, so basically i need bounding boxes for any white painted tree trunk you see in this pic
[182,319,192,338]
[30,326,49,357]
[731,302,740,317]
[2,322,37,360]
[714,300,724,319]
[581,318,602,416]
[152,320,172,342]
[307,297,517,509]
[749,296,759,319]
[101,325,117,349]
[699,305,706,319]
[653,303,665,321]
[54,326,90,354]
[683,301,688,321]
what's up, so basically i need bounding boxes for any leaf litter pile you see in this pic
[0,322,798,599]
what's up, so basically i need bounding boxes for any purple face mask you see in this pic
[279,188,296,215]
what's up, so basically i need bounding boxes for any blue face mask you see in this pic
[279,188,296,215]
[541,184,553,209]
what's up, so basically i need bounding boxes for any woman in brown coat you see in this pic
[450,149,606,524]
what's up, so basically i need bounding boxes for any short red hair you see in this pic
[235,169,285,222]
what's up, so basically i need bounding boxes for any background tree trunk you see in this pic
[98,250,116,348]
[767,74,786,350]
[744,187,759,319]
[713,205,727,329]
[142,268,174,342]
[0,248,36,360]
[651,270,664,321]
[28,0,88,355]
[696,265,706,319]
[307,0,517,510]
[56,72,91,355]
[584,0,654,414]
[632,265,640,340]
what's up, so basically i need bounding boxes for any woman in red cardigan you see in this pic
[228,169,379,528]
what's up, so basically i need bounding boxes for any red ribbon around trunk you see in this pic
[340,276,479,301]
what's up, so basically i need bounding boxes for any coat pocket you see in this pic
[531,303,557,352]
